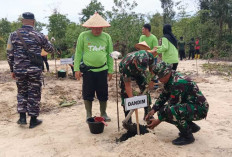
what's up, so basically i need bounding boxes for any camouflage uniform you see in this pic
[152,62,209,130]
[7,25,54,117]
[119,50,154,118]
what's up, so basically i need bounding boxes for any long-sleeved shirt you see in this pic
[74,30,114,73]
[7,25,54,73]
[156,37,179,64]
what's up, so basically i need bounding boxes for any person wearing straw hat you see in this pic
[119,50,155,122]
[145,62,209,145]
[74,13,113,122]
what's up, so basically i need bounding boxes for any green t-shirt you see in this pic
[157,37,179,64]
[139,34,158,50]
[74,30,114,73]
[178,40,185,51]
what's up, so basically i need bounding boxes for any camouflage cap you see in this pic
[152,62,172,80]
[135,50,154,71]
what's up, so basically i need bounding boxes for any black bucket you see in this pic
[87,117,105,134]
[58,70,66,78]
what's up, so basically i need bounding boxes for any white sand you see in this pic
[0,59,232,157]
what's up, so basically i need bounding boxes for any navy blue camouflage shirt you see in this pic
[7,25,54,73]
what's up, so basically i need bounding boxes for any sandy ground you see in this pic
[0,59,232,157]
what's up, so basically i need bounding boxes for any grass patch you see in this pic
[202,63,232,76]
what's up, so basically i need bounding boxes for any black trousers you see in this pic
[172,63,178,71]
[82,70,108,101]
[179,50,186,60]
[189,50,195,59]
[42,56,49,71]
[196,49,200,54]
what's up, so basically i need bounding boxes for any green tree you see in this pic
[150,13,164,40]
[160,0,175,24]
[0,18,11,42]
[64,22,86,57]
[80,0,105,23]
[0,18,11,60]
[35,21,46,32]
[106,0,144,56]
[47,10,70,55]
[47,10,70,39]
[199,0,232,57]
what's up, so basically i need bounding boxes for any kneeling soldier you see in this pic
[146,62,209,145]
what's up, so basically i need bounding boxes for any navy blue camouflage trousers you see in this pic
[15,72,42,116]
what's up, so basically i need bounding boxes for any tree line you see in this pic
[0,0,232,60]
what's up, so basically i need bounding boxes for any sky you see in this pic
[0,0,199,34]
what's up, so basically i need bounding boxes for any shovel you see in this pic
[94,117,108,126]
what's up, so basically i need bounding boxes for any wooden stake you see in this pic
[115,59,120,132]
[66,64,68,79]
[196,58,198,76]
[135,109,140,135]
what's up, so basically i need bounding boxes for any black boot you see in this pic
[29,116,42,129]
[187,121,200,133]
[17,113,27,125]
[172,128,195,145]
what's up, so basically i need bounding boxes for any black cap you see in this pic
[22,12,35,20]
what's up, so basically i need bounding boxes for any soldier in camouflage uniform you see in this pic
[146,62,209,145]
[7,12,54,129]
[119,50,155,122]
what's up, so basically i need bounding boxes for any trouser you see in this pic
[172,63,178,71]
[189,50,195,60]
[15,72,42,116]
[157,102,209,130]
[195,49,200,59]
[42,56,49,71]
[119,75,151,119]
[179,50,186,60]
[82,70,108,101]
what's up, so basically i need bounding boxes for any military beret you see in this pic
[22,12,35,20]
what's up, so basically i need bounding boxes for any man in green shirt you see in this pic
[74,13,113,121]
[139,24,159,89]
[139,24,158,54]
[178,37,186,61]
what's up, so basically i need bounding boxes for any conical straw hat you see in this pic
[41,49,48,56]
[82,12,110,28]
[135,41,151,51]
